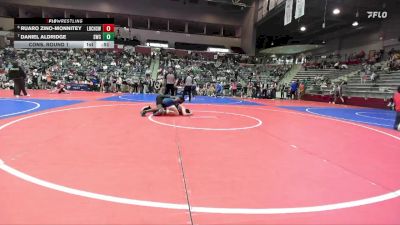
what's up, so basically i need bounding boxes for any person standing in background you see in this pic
[138,78,144,93]
[280,83,286,99]
[116,76,123,93]
[148,77,155,94]
[164,67,176,96]
[336,82,345,104]
[254,81,260,98]
[290,81,298,100]
[46,70,52,90]
[231,79,238,97]
[111,76,117,93]
[41,71,47,89]
[183,71,193,102]
[192,78,197,99]
[393,86,400,131]
[299,82,305,100]
[215,82,223,97]
[247,81,253,98]
[271,82,277,99]
[143,75,150,94]
[32,69,39,90]
[8,62,29,97]
[132,76,139,93]
[8,62,30,98]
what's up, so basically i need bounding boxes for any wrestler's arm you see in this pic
[178,105,192,116]
[165,105,180,116]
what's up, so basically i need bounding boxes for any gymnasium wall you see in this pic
[0,17,13,30]
[0,0,244,26]
[310,14,400,57]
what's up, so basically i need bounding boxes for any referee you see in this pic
[164,67,176,96]
[8,62,29,97]
[182,71,193,102]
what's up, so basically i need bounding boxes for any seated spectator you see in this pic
[389,50,400,71]
[334,62,340,69]
[371,72,379,84]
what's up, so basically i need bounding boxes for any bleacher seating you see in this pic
[292,68,336,82]
[300,49,400,100]
[343,71,400,99]
[292,65,361,82]
[305,67,399,99]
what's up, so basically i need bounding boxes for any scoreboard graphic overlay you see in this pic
[14,18,114,49]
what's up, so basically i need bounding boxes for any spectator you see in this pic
[394,86,400,131]
[231,80,238,96]
[280,83,286,99]
[290,81,298,100]
[371,72,379,85]
[247,81,253,98]
[299,82,305,100]
[215,82,223,97]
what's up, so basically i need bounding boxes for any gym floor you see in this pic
[0,90,399,225]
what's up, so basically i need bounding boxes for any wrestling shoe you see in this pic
[141,106,151,111]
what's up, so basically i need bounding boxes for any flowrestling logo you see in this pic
[367,11,388,19]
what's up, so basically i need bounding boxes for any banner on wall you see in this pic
[294,0,305,19]
[284,0,293,26]
[66,83,90,91]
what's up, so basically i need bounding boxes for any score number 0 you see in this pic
[102,24,115,41]
[102,24,115,32]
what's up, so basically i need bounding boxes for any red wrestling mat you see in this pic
[0,96,400,224]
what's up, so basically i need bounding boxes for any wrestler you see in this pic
[140,94,185,117]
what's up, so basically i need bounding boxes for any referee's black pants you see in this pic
[165,84,175,96]
[13,78,27,96]
[183,86,192,102]
[394,111,400,130]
